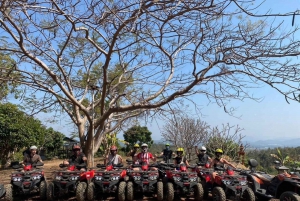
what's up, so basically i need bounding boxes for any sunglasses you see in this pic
[73,149,80,151]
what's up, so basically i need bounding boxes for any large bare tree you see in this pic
[1,0,300,166]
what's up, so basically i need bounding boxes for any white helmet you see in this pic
[30,145,38,150]
[141,143,148,147]
[200,146,207,152]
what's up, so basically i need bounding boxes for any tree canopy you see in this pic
[1,0,300,166]
[123,125,153,151]
[0,103,65,165]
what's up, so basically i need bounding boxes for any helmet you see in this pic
[134,144,140,148]
[177,148,184,152]
[215,149,223,154]
[200,146,207,151]
[110,145,118,151]
[165,143,170,146]
[72,144,81,150]
[141,143,148,147]
[30,146,37,150]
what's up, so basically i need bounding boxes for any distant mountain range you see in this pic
[152,138,300,149]
[243,138,300,149]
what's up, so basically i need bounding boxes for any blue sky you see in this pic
[141,0,300,141]
[6,0,300,142]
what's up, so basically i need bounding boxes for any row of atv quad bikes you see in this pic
[0,159,300,201]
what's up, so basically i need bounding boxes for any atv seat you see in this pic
[253,173,274,182]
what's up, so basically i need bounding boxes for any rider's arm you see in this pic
[208,156,212,163]
[118,155,123,164]
[150,153,156,162]
[195,146,199,155]
[127,150,133,157]
[209,159,215,168]
[222,158,236,168]
[185,158,190,166]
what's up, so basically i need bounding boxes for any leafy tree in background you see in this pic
[41,127,65,157]
[123,125,153,152]
[0,103,65,165]
[2,1,300,167]
[0,53,19,101]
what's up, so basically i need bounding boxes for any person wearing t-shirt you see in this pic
[135,143,156,170]
[105,145,123,165]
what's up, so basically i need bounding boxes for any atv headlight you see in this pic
[173,177,182,182]
[189,177,197,182]
[71,176,80,181]
[55,176,62,180]
[95,176,102,181]
[240,180,247,185]
[112,176,120,181]
[149,176,157,180]
[12,177,22,182]
[32,175,42,180]
[133,176,141,180]
[222,180,232,185]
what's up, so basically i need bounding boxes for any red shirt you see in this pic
[137,152,154,164]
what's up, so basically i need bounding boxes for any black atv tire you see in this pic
[118,181,126,201]
[241,187,255,201]
[157,181,163,201]
[39,180,47,200]
[87,182,94,201]
[212,187,226,201]
[194,183,204,201]
[126,181,134,201]
[46,182,56,201]
[4,184,13,201]
[165,182,174,201]
[280,191,300,201]
[76,182,87,201]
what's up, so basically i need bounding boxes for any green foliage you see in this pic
[205,136,240,160]
[270,148,290,166]
[247,147,300,174]
[42,127,65,157]
[0,103,65,164]
[123,125,153,152]
[97,133,123,156]
[0,53,19,100]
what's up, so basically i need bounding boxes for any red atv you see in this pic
[195,162,214,199]
[4,162,47,201]
[126,161,163,201]
[47,163,89,201]
[210,166,255,201]
[86,163,127,201]
[164,164,204,201]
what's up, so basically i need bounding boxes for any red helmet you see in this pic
[72,145,81,150]
[110,145,117,151]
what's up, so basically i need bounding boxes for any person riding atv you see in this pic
[22,146,43,168]
[63,144,87,171]
[105,145,123,165]
[174,148,190,167]
[156,143,174,163]
[210,149,236,180]
[195,146,211,165]
[127,144,140,161]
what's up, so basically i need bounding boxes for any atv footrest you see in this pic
[256,189,273,198]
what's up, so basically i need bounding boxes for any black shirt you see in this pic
[197,153,209,164]
[69,152,86,165]
[163,149,173,160]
